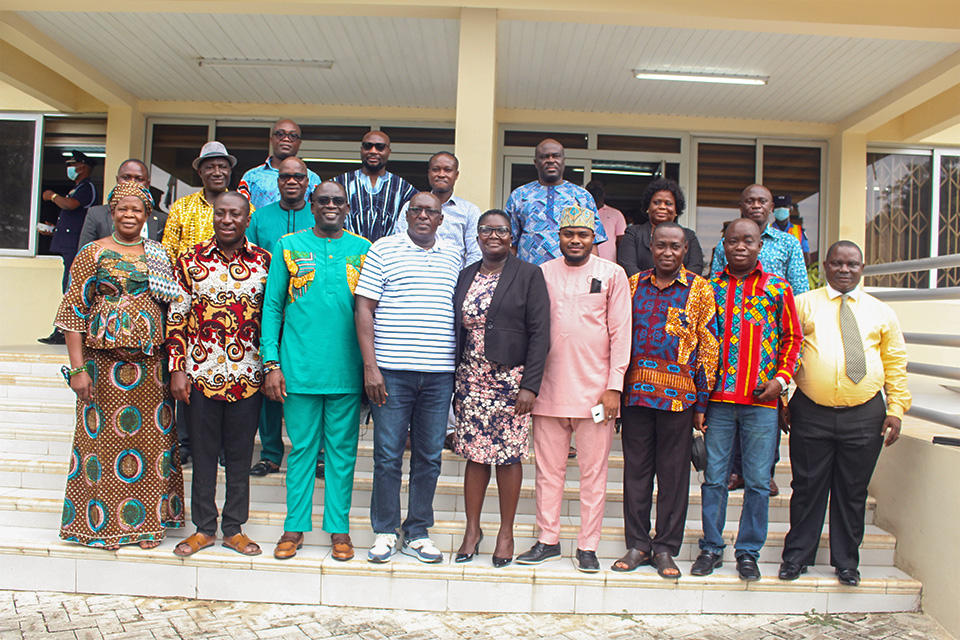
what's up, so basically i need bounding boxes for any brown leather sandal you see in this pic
[273,532,304,560]
[611,548,651,572]
[222,532,261,556]
[174,532,215,557]
[652,551,682,579]
[331,534,354,561]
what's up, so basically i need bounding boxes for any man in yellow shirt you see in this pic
[779,240,911,587]
[163,141,242,258]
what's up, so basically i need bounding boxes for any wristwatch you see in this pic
[61,365,87,383]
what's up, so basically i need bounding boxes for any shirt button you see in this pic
[329,255,333,259]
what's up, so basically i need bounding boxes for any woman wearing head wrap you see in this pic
[54,181,185,550]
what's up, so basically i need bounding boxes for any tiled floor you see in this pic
[0,590,952,640]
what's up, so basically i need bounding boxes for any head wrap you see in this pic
[108,182,154,216]
[558,205,595,231]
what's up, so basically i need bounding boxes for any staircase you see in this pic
[0,346,922,613]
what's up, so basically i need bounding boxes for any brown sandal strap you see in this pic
[174,532,215,557]
[222,532,261,556]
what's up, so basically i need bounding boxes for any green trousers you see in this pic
[282,393,360,533]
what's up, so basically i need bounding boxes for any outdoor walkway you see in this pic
[1,591,951,640]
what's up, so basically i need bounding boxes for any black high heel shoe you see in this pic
[455,531,483,563]
[492,555,512,568]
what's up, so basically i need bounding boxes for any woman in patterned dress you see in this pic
[451,210,551,567]
[55,182,185,550]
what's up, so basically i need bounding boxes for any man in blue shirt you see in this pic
[238,119,320,209]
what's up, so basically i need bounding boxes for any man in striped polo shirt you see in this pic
[355,191,462,564]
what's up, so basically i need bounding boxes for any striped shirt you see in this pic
[354,233,461,373]
[334,169,418,243]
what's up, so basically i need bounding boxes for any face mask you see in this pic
[67,166,78,181]
[773,207,790,222]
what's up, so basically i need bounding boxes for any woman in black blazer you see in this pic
[451,209,550,567]
[617,178,704,277]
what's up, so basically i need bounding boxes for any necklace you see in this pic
[112,232,143,247]
[479,262,505,275]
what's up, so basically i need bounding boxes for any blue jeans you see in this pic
[699,401,778,560]
[370,368,454,541]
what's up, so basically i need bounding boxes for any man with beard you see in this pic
[334,131,417,243]
[239,119,321,208]
[261,181,371,561]
[515,206,630,573]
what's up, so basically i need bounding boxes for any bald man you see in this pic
[239,118,321,208]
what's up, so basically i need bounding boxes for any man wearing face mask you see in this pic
[39,151,99,345]
[770,195,810,266]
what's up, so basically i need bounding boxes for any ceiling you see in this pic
[16,11,960,124]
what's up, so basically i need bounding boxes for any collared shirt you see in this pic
[395,194,482,268]
[624,268,720,413]
[533,255,631,418]
[50,178,98,255]
[354,233,461,373]
[505,180,608,265]
[793,285,912,418]
[711,224,809,295]
[166,238,271,401]
[334,169,418,243]
[597,204,627,263]
[709,263,801,408]
[247,200,314,255]
[162,191,256,258]
[261,228,371,395]
[238,158,322,210]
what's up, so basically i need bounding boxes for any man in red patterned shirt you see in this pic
[691,218,801,581]
[166,191,271,558]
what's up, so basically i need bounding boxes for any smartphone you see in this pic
[591,403,604,423]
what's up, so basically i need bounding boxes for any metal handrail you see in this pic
[906,406,960,431]
[903,333,960,348]
[864,254,960,276]
[870,287,960,302]
[906,363,960,381]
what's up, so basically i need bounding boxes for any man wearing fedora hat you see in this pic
[163,141,246,258]
[39,150,99,345]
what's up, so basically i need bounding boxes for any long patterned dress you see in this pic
[453,272,530,465]
[54,243,185,547]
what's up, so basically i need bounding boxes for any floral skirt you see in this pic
[60,347,185,547]
[453,375,530,466]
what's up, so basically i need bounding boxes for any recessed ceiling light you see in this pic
[633,69,767,86]
[199,58,334,70]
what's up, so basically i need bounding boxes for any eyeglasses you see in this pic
[314,195,347,206]
[361,142,388,152]
[478,225,511,238]
[408,206,441,218]
[279,173,307,182]
[273,130,301,141]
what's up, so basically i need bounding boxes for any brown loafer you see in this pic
[727,474,744,491]
[331,534,354,562]
[769,478,780,497]
[273,532,303,560]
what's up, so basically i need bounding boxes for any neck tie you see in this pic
[839,294,866,384]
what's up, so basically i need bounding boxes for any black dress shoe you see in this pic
[515,541,561,565]
[315,461,325,479]
[736,555,761,581]
[37,329,65,345]
[250,459,279,476]
[690,551,723,576]
[836,567,861,586]
[778,561,807,581]
[574,549,600,573]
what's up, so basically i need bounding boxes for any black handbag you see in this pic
[691,431,707,472]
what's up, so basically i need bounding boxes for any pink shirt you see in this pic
[533,255,632,418]
[597,205,627,262]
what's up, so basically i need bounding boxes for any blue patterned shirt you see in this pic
[238,158,322,209]
[505,180,608,265]
[710,224,809,295]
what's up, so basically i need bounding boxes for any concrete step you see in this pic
[0,524,920,614]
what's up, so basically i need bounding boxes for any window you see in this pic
[0,115,43,255]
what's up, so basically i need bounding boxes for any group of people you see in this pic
[51,123,910,590]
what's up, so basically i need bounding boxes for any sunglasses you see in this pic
[273,130,301,141]
[361,142,388,152]
[279,173,307,182]
[408,206,442,218]
[478,225,511,238]
[314,195,347,206]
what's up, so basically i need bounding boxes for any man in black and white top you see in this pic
[355,191,461,565]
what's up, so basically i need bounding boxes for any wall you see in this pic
[0,257,63,346]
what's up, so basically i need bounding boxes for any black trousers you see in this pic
[176,400,191,456]
[188,389,262,537]
[782,390,885,570]
[621,405,693,556]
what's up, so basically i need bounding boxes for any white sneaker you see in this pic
[367,533,398,563]
[401,537,444,563]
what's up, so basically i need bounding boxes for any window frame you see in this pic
[0,113,45,257]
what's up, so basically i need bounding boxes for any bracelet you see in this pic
[60,364,88,383]
[263,361,281,373]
